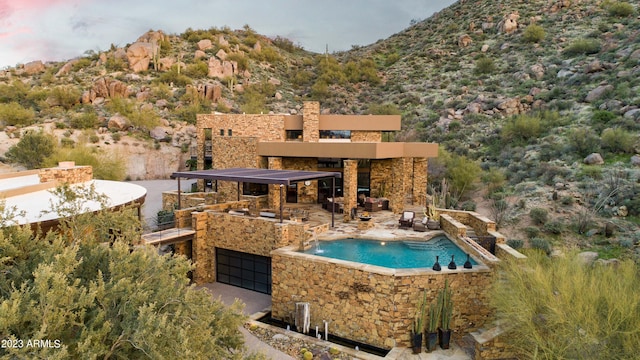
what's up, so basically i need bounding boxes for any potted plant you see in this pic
[437,280,454,349]
[411,290,426,354]
[425,301,441,352]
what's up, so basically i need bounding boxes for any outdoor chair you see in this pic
[413,216,428,232]
[398,211,415,228]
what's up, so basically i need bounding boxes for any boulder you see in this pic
[108,114,131,131]
[481,44,489,52]
[149,126,169,141]
[584,59,603,73]
[197,39,213,51]
[530,64,545,80]
[585,85,613,102]
[498,13,519,34]
[136,30,165,43]
[623,108,640,120]
[194,50,207,59]
[157,57,175,71]
[92,77,130,99]
[458,34,472,48]
[208,57,237,79]
[577,251,599,265]
[23,60,45,75]
[631,155,640,167]
[584,153,604,165]
[218,35,229,47]
[56,59,79,77]
[126,42,156,73]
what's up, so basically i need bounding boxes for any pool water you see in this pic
[302,236,477,269]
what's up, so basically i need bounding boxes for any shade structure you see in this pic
[171,168,341,226]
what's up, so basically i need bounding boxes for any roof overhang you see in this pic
[257,142,438,159]
[171,168,342,186]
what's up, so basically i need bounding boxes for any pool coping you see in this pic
[272,232,492,276]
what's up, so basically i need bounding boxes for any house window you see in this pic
[228,129,232,136]
[243,182,268,196]
[219,129,224,136]
[286,130,303,140]
[319,130,351,139]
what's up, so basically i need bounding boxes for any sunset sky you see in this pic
[0,0,457,68]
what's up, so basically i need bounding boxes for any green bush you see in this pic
[491,252,640,359]
[529,237,552,254]
[474,56,496,75]
[563,39,601,56]
[543,220,564,234]
[5,130,56,169]
[183,61,209,78]
[567,127,600,157]
[501,114,542,144]
[529,208,548,225]
[591,110,617,125]
[522,24,545,43]
[606,1,635,17]
[154,69,193,86]
[44,144,126,180]
[0,102,36,126]
[523,226,540,239]
[49,86,81,110]
[506,239,524,249]
[226,53,249,71]
[601,127,635,153]
[70,109,99,129]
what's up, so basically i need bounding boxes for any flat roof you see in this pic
[171,168,342,186]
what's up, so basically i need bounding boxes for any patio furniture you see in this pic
[398,211,415,228]
[413,217,428,232]
[364,197,384,212]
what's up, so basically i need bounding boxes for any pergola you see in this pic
[170,168,342,226]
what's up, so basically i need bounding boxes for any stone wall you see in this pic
[271,247,494,349]
[437,209,498,238]
[342,159,358,221]
[370,159,392,199]
[412,158,428,207]
[283,158,318,204]
[38,165,92,184]
[302,101,319,142]
[351,131,381,142]
[211,137,261,198]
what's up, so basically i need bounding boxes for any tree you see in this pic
[5,130,56,169]
[0,187,258,359]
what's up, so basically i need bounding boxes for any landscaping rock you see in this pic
[631,155,640,167]
[584,153,604,165]
[585,85,613,102]
[577,251,599,265]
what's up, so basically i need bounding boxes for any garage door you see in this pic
[216,248,272,294]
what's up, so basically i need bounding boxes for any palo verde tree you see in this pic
[0,185,262,359]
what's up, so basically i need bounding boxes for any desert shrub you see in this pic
[183,61,209,78]
[70,109,99,129]
[344,59,380,85]
[310,80,329,99]
[0,102,36,126]
[601,127,635,153]
[523,226,541,239]
[460,200,476,211]
[529,208,548,225]
[44,144,126,180]
[226,53,249,71]
[605,1,635,17]
[48,86,82,110]
[5,130,56,169]
[563,39,601,56]
[506,239,524,249]
[491,251,640,359]
[440,149,482,200]
[251,46,283,63]
[561,196,575,206]
[71,57,93,72]
[567,127,600,157]
[529,237,552,254]
[482,167,506,194]
[60,137,75,148]
[474,56,496,75]
[151,83,173,100]
[111,132,121,142]
[579,165,603,180]
[522,24,545,43]
[154,69,193,86]
[105,56,127,71]
[543,220,564,234]
[89,134,100,143]
[501,114,542,144]
[173,102,212,124]
[366,103,402,115]
[271,36,298,53]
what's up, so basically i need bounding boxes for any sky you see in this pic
[0,0,457,69]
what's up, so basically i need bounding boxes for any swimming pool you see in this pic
[302,236,477,269]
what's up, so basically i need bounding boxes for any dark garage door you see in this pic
[216,248,272,294]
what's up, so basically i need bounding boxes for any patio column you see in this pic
[412,158,428,207]
[268,157,283,211]
[343,159,358,222]
[389,158,408,214]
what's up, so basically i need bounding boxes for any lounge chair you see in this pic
[413,216,428,232]
[398,211,415,228]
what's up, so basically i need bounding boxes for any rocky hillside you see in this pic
[0,0,639,254]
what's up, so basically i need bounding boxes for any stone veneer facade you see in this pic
[271,241,494,349]
[195,101,430,213]
[38,164,93,184]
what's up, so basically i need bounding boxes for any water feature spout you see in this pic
[448,255,457,269]
[464,253,472,269]
[432,255,441,271]
[295,302,311,334]
[312,229,323,254]
[323,320,329,340]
